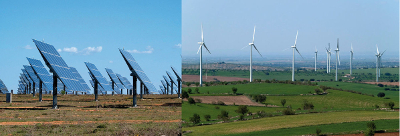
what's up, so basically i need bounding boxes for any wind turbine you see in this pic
[325,43,331,73]
[314,46,318,71]
[242,26,262,82]
[290,31,303,81]
[375,45,386,82]
[335,38,340,81]
[350,44,353,75]
[197,23,211,87]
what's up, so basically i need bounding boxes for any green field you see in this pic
[183,67,399,82]
[226,119,399,136]
[182,111,399,136]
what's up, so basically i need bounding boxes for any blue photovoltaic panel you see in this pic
[105,68,125,90]
[70,67,91,93]
[163,76,170,86]
[171,66,181,80]
[166,71,177,85]
[0,79,8,93]
[85,62,113,92]
[23,65,40,89]
[119,49,157,93]
[32,39,86,92]
[89,79,106,94]
[27,57,53,92]
[108,81,121,94]
[115,73,133,90]
[161,80,167,88]
[22,69,33,85]
[174,87,178,93]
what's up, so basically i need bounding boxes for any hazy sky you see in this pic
[0,0,181,93]
[182,0,399,59]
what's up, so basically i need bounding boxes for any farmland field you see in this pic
[0,94,181,135]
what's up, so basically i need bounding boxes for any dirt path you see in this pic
[182,75,249,82]
[0,119,180,125]
[364,82,399,86]
[332,132,399,136]
[190,96,265,106]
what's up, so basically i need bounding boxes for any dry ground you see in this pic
[364,82,399,86]
[0,94,181,135]
[189,95,264,106]
[182,75,249,83]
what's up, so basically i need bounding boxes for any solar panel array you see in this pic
[85,62,114,93]
[119,49,157,93]
[163,76,170,86]
[23,65,40,89]
[166,71,177,85]
[89,79,106,94]
[70,67,91,93]
[161,80,167,88]
[0,79,9,93]
[171,66,182,81]
[32,39,87,92]
[27,58,53,93]
[115,73,133,90]
[105,68,125,90]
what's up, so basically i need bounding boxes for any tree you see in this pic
[218,110,229,122]
[195,88,200,94]
[187,88,192,94]
[302,100,314,110]
[281,99,286,107]
[61,90,66,95]
[195,82,200,87]
[185,82,191,87]
[365,122,376,136]
[387,101,395,109]
[232,87,238,94]
[190,113,201,124]
[316,128,322,136]
[314,88,322,94]
[182,91,189,99]
[235,105,249,115]
[204,114,211,121]
[320,86,329,92]
[377,84,384,87]
[377,92,385,98]
[188,97,196,105]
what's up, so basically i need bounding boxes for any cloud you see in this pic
[109,61,113,63]
[57,46,102,55]
[63,47,78,53]
[127,46,154,54]
[81,46,102,55]
[175,44,182,48]
[24,45,33,49]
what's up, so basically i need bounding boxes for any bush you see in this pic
[252,94,267,103]
[366,122,376,131]
[316,128,322,136]
[195,82,200,87]
[384,88,390,91]
[204,114,211,121]
[235,105,249,115]
[377,84,383,87]
[195,99,202,103]
[217,101,225,105]
[385,101,395,109]
[314,88,322,94]
[377,92,385,97]
[302,100,314,110]
[215,106,220,109]
[97,124,107,128]
[61,90,66,95]
[185,82,191,87]
[187,88,192,94]
[232,87,238,94]
[281,99,286,107]
[218,110,229,122]
[188,97,196,105]
[283,108,295,115]
[190,113,201,124]
[364,128,375,136]
[195,88,200,94]
[182,91,189,99]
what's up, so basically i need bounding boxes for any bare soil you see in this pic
[182,75,249,82]
[190,95,265,106]
[364,82,399,86]
[332,132,399,136]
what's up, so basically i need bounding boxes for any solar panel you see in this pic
[119,49,157,93]
[32,39,86,92]
[70,67,91,93]
[163,76,170,86]
[161,80,167,88]
[171,66,182,81]
[27,58,54,93]
[23,65,41,89]
[0,79,8,93]
[115,73,133,90]
[89,79,106,94]
[108,81,121,94]
[166,71,177,85]
[22,69,33,85]
[85,62,114,93]
[105,68,125,90]
[174,87,178,93]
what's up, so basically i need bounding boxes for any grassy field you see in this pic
[183,67,399,82]
[0,94,181,135]
[225,119,399,136]
[182,110,398,136]
[184,83,319,95]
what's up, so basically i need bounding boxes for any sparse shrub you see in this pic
[188,97,196,105]
[385,101,395,109]
[374,105,379,108]
[195,82,200,87]
[185,82,191,87]
[187,88,192,94]
[365,122,376,136]
[281,99,286,107]
[235,105,249,115]
[283,108,295,115]
[384,88,390,91]
[97,124,107,128]
[215,106,220,109]
[377,92,385,97]
[377,84,383,87]
[61,90,66,95]
[314,88,322,94]
[252,94,266,103]
[217,101,225,105]
[239,115,245,120]
[218,110,229,122]
[204,114,211,121]
[195,88,200,94]
[232,87,238,94]
[182,91,189,99]
[302,100,314,110]
[190,113,201,124]
[316,128,322,136]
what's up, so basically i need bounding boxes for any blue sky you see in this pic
[182,0,399,59]
[0,0,181,94]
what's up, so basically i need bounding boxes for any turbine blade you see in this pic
[201,23,204,42]
[376,44,379,54]
[325,47,329,52]
[381,50,386,56]
[203,44,211,54]
[294,30,298,47]
[351,43,353,52]
[252,26,256,43]
[295,47,303,59]
[241,45,249,50]
[253,45,262,57]
[338,52,340,65]
[337,38,339,49]
[196,45,201,54]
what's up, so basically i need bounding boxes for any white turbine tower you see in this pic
[242,26,262,82]
[350,44,353,75]
[375,45,386,82]
[197,23,211,86]
[314,46,318,71]
[325,43,331,73]
[335,38,340,81]
[291,31,303,81]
